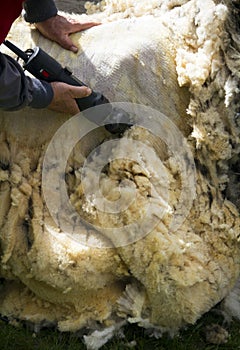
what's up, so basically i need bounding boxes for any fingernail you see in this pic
[86,88,92,95]
[70,46,78,53]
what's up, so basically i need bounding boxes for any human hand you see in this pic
[35,14,100,53]
[48,81,91,114]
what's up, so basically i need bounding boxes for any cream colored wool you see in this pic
[0,1,240,349]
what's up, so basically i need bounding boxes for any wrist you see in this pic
[28,79,54,109]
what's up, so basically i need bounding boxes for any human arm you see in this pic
[0,53,91,112]
[23,0,97,112]
[0,0,94,113]
[0,53,53,110]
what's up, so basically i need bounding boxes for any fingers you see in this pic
[35,14,101,53]
[68,86,91,114]
[57,34,79,52]
[58,22,101,53]
[63,100,80,115]
[49,82,92,115]
[69,85,92,99]
[68,86,92,114]
[68,21,101,33]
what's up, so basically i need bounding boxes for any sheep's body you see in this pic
[0,1,239,348]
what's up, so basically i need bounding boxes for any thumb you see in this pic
[58,34,78,53]
[69,85,92,98]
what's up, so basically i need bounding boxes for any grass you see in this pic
[1,311,240,350]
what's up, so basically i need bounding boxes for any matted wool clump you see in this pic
[0,1,239,349]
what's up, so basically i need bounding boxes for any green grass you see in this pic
[1,311,240,350]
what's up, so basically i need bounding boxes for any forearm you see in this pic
[0,53,53,110]
[23,0,58,23]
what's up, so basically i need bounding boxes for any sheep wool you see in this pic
[0,0,240,349]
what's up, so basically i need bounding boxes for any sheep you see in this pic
[0,1,239,348]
